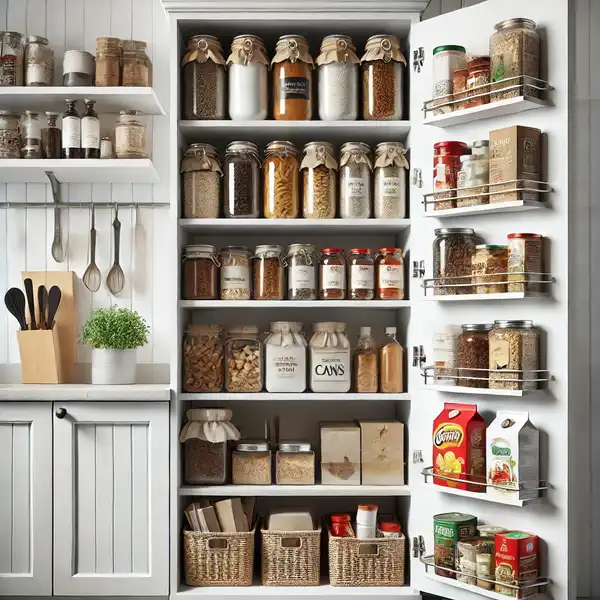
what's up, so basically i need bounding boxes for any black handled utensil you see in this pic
[47,286,62,329]
[4,288,27,331]
[38,285,48,330]
[24,278,36,330]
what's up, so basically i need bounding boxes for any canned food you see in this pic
[433,512,477,578]
[433,141,469,210]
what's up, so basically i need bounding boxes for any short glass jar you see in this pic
[219,246,252,300]
[339,142,372,219]
[319,248,346,300]
[223,141,260,218]
[0,111,21,158]
[254,244,284,300]
[276,442,315,485]
[433,141,470,210]
[301,141,337,219]
[375,248,404,299]
[0,32,23,86]
[264,140,300,219]
[433,228,477,295]
[181,143,222,219]
[286,243,317,300]
[182,325,224,393]
[232,441,272,485]
[95,36,121,86]
[264,321,307,393]
[21,111,41,158]
[374,142,409,219]
[25,35,54,86]
[115,110,148,158]
[458,323,493,388]
[122,40,151,87]
[63,50,95,86]
[472,244,508,294]
[456,154,489,208]
[225,326,263,393]
[348,248,375,300]
[182,244,219,300]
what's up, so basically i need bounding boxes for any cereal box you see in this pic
[433,402,486,492]
[495,531,539,596]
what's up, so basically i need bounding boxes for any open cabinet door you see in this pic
[407,1,570,599]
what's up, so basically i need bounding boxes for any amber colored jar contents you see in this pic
[264,140,300,218]
[348,248,374,300]
[458,323,492,388]
[376,248,404,300]
[320,248,346,300]
[354,326,378,393]
[379,326,403,393]
[182,325,224,393]
[182,244,218,300]
[467,56,490,107]
[95,37,121,86]
[254,245,284,300]
[452,68,468,110]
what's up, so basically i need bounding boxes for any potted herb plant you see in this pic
[82,307,149,385]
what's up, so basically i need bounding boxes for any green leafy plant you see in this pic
[82,307,149,350]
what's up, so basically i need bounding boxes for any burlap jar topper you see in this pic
[271,35,314,66]
[374,142,409,169]
[340,141,373,170]
[267,321,307,348]
[300,141,338,171]
[227,35,269,66]
[182,35,226,66]
[316,35,360,66]
[361,34,407,65]
[181,143,223,175]
[310,322,351,350]
[179,408,241,444]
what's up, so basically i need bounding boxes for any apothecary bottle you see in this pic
[227,35,268,120]
[339,142,372,219]
[62,99,81,159]
[25,35,53,86]
[182,35,226,120]
[375,247,404,299]
[354,326,378,393]
[458,323,492,388]
[348,248,374,299]
[265,321,307,393]
[95,36,121,86]
[379,326,403,393]
[361,35,406,120]
[272,35,313,121]
[219,246,251,300]
[309,322,351,393]
[254,244,284,301]
[82,99,100,159]
[182,244,219,300]
[286,243,317,300]
[264,140,300,219]
[122,40,151,87]
[43,112,61,159]
[225,326,263,393]
[182,326,224,393]
[21,111,41,158]
[433,227,477,295]
[181,143,222,219]
[223,141,260,218]
[316,35,359,121]
[0,32,23,86]
[0,111,21,158]
[319,248,346,300]
[115,110,148,158]
[374,142,408,219]
[301,141,337,219]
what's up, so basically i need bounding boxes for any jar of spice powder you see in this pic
[219,246,252,300]
[373,142,409,219]
[95,36,121,86]
[223,141,260,218]
[472,244,508,294]
[0,32,24,86]
[433,140,469,210]
[232,441,272,485]
[339,142,372,219]
[183,325,224,393]
[0,111,21,158]
[25,35,54,86]
[375,248,404,300]
[182,244,219,300]
[458,323,492,388]
[264,140,300,219]
[301,141,338,219]
[254,245,284,300]
[286,243,317,300]
[320,248,346,300]
[467,56,491,107]
[181,143,222,219]
[276,442,315,485]
[348,248,374,300]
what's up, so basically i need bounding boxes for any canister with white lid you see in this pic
[63,50,95,86]
[356,503,378,539]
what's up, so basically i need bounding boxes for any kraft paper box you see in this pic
[320,423,361,485]
[359,421,404,485]
[214,498,249,533]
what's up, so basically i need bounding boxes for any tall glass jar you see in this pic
[301,141,337,219]
[458,323,492,388]
[316,35,359,121]
[264,140,300,219]
[374,142,409,219]
[320,248,346,300]
[375,248,404,299]
[286,243,317,300]
[309,322,351,393]
[264,322,307,392]
[0,32,23,86]
[42,112,61,159]
[223,141,260,218]
[225,326,263,393]
[183,325,224,393]
[0,111,21,158]
[181,143,222,219]
[219,246,251,300]
[348,248,374,300]
[115,110,147,158]
[361,35,406,120]
[433,228,477,295]
[272,35,313,121]
[339,142,372,219]
[95,36,121,86]
[122,40,151,87]
[21,111,41,158]
[25,35,53,86]
[227,35,269,120]
[182,244,219,300]
[254,245,284,300]
[182,35,226,120]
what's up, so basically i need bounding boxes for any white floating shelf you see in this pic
[0,86,166,114]
[180,300,410,309]
[424,384,530,397]
[180,392,410,401]
[0,159,158,183]
[0,383,171,401]
[180,484,410,497]
[424,292,547,302]
[428,482,539,507]
[423,95,548,127]
[423,200,548,218]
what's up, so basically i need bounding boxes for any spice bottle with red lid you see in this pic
[375,248,404,300]
[433,141,469,211]
[320,248,347,300]
[348,248,374,300]
[379,521,402,538]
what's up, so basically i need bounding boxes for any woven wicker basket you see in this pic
[261,527,321,586]
[328,529,406,587]
[183,526,255,587]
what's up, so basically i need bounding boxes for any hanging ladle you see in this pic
[107,204,125,296]
[82,205,101,292]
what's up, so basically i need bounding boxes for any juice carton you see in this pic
[495,531,539,597]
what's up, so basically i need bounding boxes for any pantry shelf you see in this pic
[180,300,411,309]
[180,392,411,401]
[180,484,411,497]
[423,384,531,397]
[422,199,549,218]
[423,291,549,302]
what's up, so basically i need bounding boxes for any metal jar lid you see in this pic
[265,140,299,156]
[493,320,536,329]
[225,140,260,160]
[494,18,536,32]
[26,35,49,45]
[255,244,284,256]
[287,243,316,254]
[219,245,251,256]
[236,441,270,452]
[185,244,217,258]
[472,140,490,149]
[434,228,475,236]
[461,323,494,332]
[475,244,508,251]
[279,442,312,452]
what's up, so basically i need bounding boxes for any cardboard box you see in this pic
[320,423,361,485]
[359,421,404,485]
[214,498,249,533]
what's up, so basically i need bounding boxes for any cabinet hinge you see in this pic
[412,47,425,73]
[412,260,425,278]
[412,345,426,367]
[412,535,426,558]
[412,167,423,188]
[412,449,424,464]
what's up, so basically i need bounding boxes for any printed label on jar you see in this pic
[281,77,309,100]
[62,115,80,149]
[351,264,374,289]
[82,117,100,149]
[290,265,315,290]
[311,350,350,383]
[381,177,402,197]
[269,350,304,379]
[490,339,510,370]
[346,177,367,200]
[222,266,250,290]
[378,264,404,290]
[322,265,346,290]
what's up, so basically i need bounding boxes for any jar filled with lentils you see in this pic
[182,35,226,120]
[254,244,284,300]
[339,142,372,218]
[264,140,300,219]
[219,246,252,300]
[458,323,493,388]
[0,111,21,158]
[433,228,477,295]
[348,248,374,299]
[320,248,346,300]
[374,142,409,219]
[361,34,406,120]
[182,244,219,300]
[286,243,318,300]
[183,326,224,393]
[223,141,260,218]
[181,143,222,219]
[301,141,338,219]
[95,36,121,86]
[472,244,508,294]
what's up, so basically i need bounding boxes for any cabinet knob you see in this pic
[55,407,67,419]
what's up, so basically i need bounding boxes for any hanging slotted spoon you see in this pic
[82,205,101,292]
[107,205,125,296]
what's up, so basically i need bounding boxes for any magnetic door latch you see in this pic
[412,535,425,558]
[412,260,425,278]
[412,168,422,188]
[413,47,425,72]
[412,345,426,367]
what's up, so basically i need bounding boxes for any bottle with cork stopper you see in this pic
[379,326,404,393]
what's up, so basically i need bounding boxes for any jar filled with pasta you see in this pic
[301,141,338,219]
[339,142,372,218]
[183,325,224,393]
[264,140,300,219]
[374,142,409,219]
[254,244,284,300]
[219,246,251,300]
[286,243,317,300]
[181,143,222,219]
[223,141,260,218]
[319,248,346,300]
[225,326,263,393]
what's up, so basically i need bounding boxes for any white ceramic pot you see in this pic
[92,348,137,385]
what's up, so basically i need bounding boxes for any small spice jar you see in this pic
[232,441,272,485]
[472,139,489,159]
[227,35,269,121]
[467,56,491,107]
[122,40,151,87]
[309,322,351,393]
[379,522,402,538]
[225,326,263,393]
[264,140,300,219]
[348,248,375,300]
[375,248,404,300]
[456,154,489,208]
[100,136,114,159]
[272,35,313,120]
[331,514,353,537]
[433,228,477,295]
[319,248,346,300]
[0,32,23,86]
[472,244,508,294]
[264,321,307,393]
[21,111,41,158]
[219,246,252,300]
[0,111,21,158]
[183,325,224,392]
[301,141,338,219]
[433,140,469,210]
[361,35,406,120]
[354,326,378,393]
[254,245,284,300]
[181,143,222,219]
[339,142,372,218]
[182,35,226,120]
[276,442,315,485]
[373,142,409,219]
[95,36,121,86]
[182,244,219,300]
[458,323,493,388]
[286,243,317,300]
[316,35,359,121]
[431,45,467,112]
[507,233,543,293]
[42,112,61,159]
[25,35,54,86]
[115,110,148,158]
[223,141,260,218]
[63,50,95,86]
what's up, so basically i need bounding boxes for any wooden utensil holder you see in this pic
[17,329,63,384]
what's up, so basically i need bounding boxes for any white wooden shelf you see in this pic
[424,292,548,302]
[180,484,410,497]
[423,200,548,218]
[424,384,534,397]
[428,482,540,507]
[180,392,410,401]
[0,86,166,114]
[0,384,171,401]
[180,300,410,309]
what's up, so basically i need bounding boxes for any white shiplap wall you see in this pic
[422,0,484,19]
[0,0,170,380]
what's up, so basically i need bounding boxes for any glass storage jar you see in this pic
[272,35,313,120]
[489,320,539,391]
[182,35,226,120]
[63,50,94,86]
[254,244,284,300]
[507,232,543,293]
[452,67,468,111]
[42,112,61,159]
[276,442,315,485]
[472,244,508,294]
[264,321,307,393]
[95,36,121,86]
[316,35,359,121]
[0,32,23,86]
[182,244,219,300]
[339,142,372,219]
[182,325,224,393]
[456,154,489,208]
[373,142,409,219]
[458,323,493,388]
[264,140,300,218]
[361,35,406,120]
[219,245,251,300]
[319,248,346,300]
[122,40,151,86]
[227,35,268,120]
[354,326,378,393]
[181,143,222,219]
[21,111,41,158]
[466,56,490,107]
[309,322,351,393]
[431,45,467,112]
[301,141,337,219]
[25,35,53,86]
[348,248,374,299]
[286,243,317,300]
[225,326,263,393]
[433,140,470,210]
[380,326,404,393]
[232,441,272,485]
[375,247,404,300]
[223,141,260,218]
[115,110,147,158]
[433,228,477,295]
[0,111,21,158]
[472,139,490,159]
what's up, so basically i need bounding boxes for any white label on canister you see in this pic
[346,177,367,200]
[381,177,402,197]
[81,116,100,149]
[62,116,80,149]
[311,350,350,384]
[266,346,306,392]
[290,265,315,290]
[351,264,374,289]
[221,266,249,290]
[322,265,346,290]
[27,64,48,85]
[378,264,404,291]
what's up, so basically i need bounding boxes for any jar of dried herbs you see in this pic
[264,140,300,219]
[374,142,409,219]
[225,326,263,393]
[472,244,508,294]
[286,243,317,300]
[95,36,121,86]
[265,322,307,393]
[0,111,21,158]
[254,245,284,300]
[220,246,251,300]
[232,441,272,485]
[354,326,378,393]
[348,248,374,300]
[458,323,493,388]
[319,248,346,300]
[183,325,224,393]
[301,141,338,219]
[339,142,372,218]
[223,141,260,218]
[25,35,54,86]
[433,228,477,295]
[182,244,219,300]
[181,143,222,219]
[276,442,315,484]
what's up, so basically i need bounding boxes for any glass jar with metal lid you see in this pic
[181,143,222,219]
[232,441,272,485]
[339,142,372,219]
[301,141,338,219]
[489,320,539,391]
[472,244,508,294]
[276,442,315,485]
[0,111,21,158]
[458,323,493,388]
[219,246,252,300]
[225,326,263,393]
[456,154,489,208]
[122,40,152,87]
[182,35,226,120]
[182,326,224,393]
[285,243,317,300]
[95,36,121,86]
[264,140,300,219]
[320,248,346,300]
[374,142,409,219]
[348,248,374,299]
[0,32,23,86]
[223,141,260,218]
[25,35,53,86]
[254,245,284,300]
[115,110,147,158]
[182,244,219,300]
[433,228,477,295]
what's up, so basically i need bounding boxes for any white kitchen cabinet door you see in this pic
[53,402,169,596]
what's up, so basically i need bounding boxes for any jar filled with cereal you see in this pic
[183,325,224,393]
[301,141,338,219]
[225,326,263,393]
[472,244,508,294]
[219,246,251,300]
[264,140,300,219]
[181,143,222,219]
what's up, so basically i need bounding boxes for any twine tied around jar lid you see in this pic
[374,142,409,169]
[179,408,241,444]
[181,143,223,175]
[340,142,373,170]
[267,321,307,347]
[310,322,350,349]
[271,34,314,66]
[316,35,359,65]
[182,34,226,66]
[285,243,317,266]
[227,35,269,66]
[361,34,407,65]
[300,141,338,171]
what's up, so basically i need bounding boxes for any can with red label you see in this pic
[433,141,469,211]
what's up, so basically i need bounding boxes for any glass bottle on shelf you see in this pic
[379,326,403,393]
[354,326,378,393]
[25,35,54,86]
[62,99,81,159]
[21,111,41,159]
[0,111,21,158]
[82,99,100,159]
[42,112,61,159]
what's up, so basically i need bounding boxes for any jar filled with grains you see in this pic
[301,141,338,219]
[264,140,300,219]
[309,322,351,393]
[452,67,468,110]
[95,36,121,86]
[316,35,359,121]
[348,248,375,300]
[181,143,222,219]
[115,110,148,158]
[339,142,372,219]
[458,323,493,388]
[466,56,491,107]
[373,142,409,218]
[182,35,226,120]
[433,228,477,295]
[319,248,346,300]
[286,243,318,300]
[122,40,151,87]
[0,111,21,158]
[25,35,54,86]
[276,442,315,484]
[254,245,284,300]
[361,35,406,120]
[433,141,470,210]
[472,244,508,294]
[182,325,224,393]
[63,50,95,86]
[232,441,272,485]
[223,141,260,218]
[219,246,252,300]
[456,154,489,208]
[375,248,404,300]
[507,233,543,293]
[225,326,263,393]
[0,32,23,86]
[182,244,219,300]
[265,321,307,393]
[354,326,378,393]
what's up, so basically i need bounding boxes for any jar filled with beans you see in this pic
[458,323,493,388]
[301,141,338,219]
[339,142,372,219]
[472,244,508,294]
[181,143,222,219]
[219,246,251,300]
[264,140,300,219]
[254,244,284,300]
[375,247,404,299]
[286,243,317,300]
[225,326,263,393]
[182,244,219,300]
[433,228,477,295]
[319,248,346,300]
[348,248,374,300]
[183,325,224,393]
[223,141,260,218]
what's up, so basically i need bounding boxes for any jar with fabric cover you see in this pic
[309,322,351,393]
[254,245,284,300]
[95,36,121,86]
[433,228,477,295]
[122,40,151,87]
[374,142,409,218]
[264,140,300,219]
[181,143,222,219]
[183,325,224,392]
[25,35,54,86]
[285,243,318,300]
[115,110,148,158]
[316,35,359,121]
[223,141,260,218]
[179,408,241,485]
[456,154,489,208]
[339,142,372,219]
[227,35,269,120]
[265,321,307,393]
[182,35,226,120]
[0,111,21,158]
[225,326,263,393]
[301,141,338,219]
[182,244,219,300]
[0,32,23,86]
[232,441,272,485]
